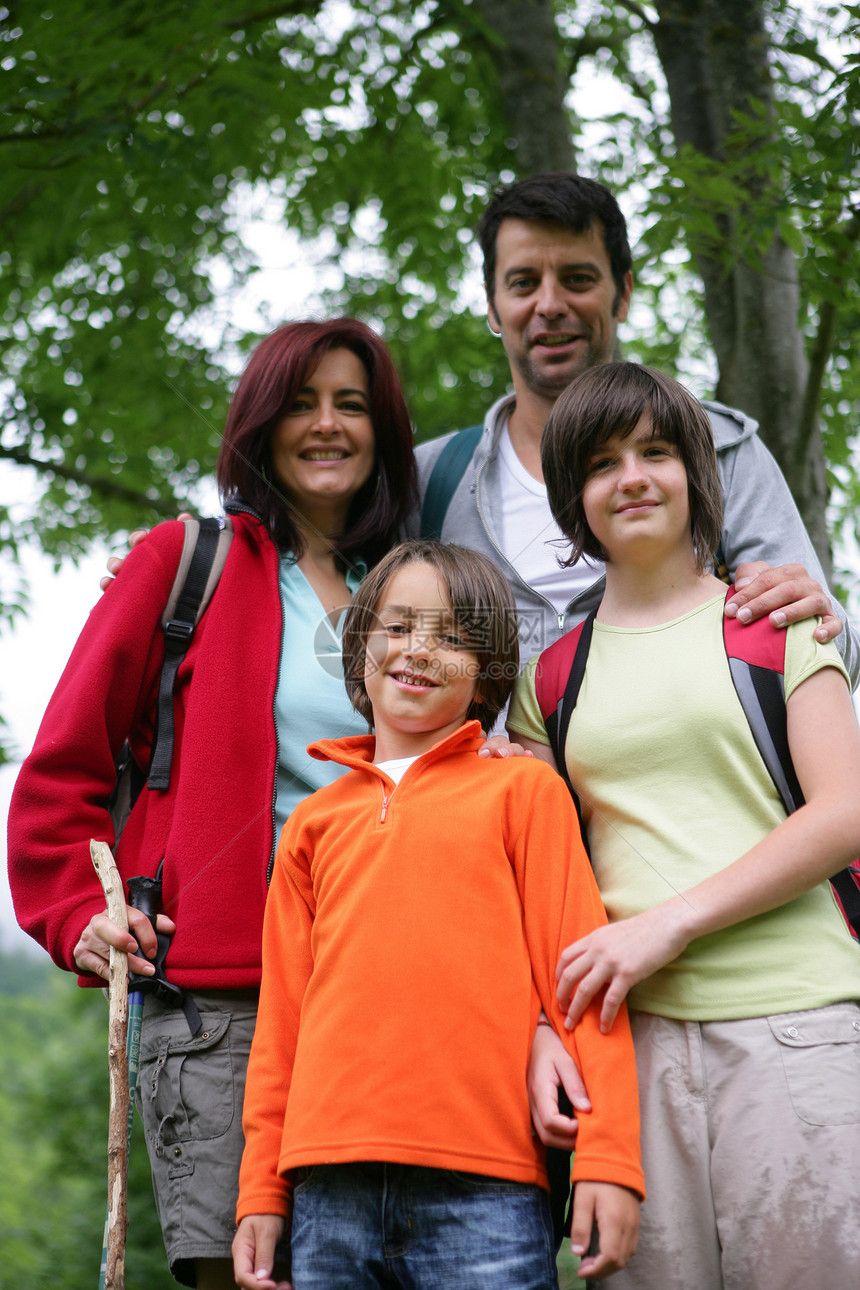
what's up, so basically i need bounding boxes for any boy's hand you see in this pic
[232,1214,291,1290]
[724,560,840,643]
[570,1181,639,1280]
[557,904,691,1033]
[527,1022,590,1149]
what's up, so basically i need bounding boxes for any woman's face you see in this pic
[270,347,376,529]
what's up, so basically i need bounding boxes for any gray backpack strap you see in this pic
[148,517,233,791]
[161,516,233,628]
[419,425,483,540]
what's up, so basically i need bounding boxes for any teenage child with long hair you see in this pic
[508,362,860,1290]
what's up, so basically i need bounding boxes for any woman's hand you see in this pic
[557,902,692,1032]
[527,1021,591,1150]
[73,905,176,980]
[232,1214,291,1290]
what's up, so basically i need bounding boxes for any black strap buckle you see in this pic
[163,618,195,652]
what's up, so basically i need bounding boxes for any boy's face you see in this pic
[582,417,690,563]
[364,562,482,761]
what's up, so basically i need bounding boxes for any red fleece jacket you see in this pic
[237,724,644,1221]
[7,511,283,988]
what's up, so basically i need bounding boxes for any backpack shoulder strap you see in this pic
[831,863,860,942]
[534,613,595,828]
[420,425,483,540]
[148,517,233,791]
[160,516,233,630]
[722,599,860,943]
[721,599,802,814]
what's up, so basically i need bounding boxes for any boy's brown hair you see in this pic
[542,362,724,573]
[343,540,519,733]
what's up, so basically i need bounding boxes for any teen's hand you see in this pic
[232,1214,291,1290]
[73,906,176,980]
[557,904,691,1033]
[570,1181,640,1281]
[724,561,840,644]
[478,734,533,759]
[527,1022,590,1149]
[99,513,194,591]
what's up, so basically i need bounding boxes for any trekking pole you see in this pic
[90,840,132,1290]
[91,853,199,1289]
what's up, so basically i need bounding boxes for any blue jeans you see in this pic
[290,1162,559,1289]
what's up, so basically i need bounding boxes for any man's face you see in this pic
[487,218,632,402]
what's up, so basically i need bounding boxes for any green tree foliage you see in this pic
[1,1,857,600]
[0,962,173,1288]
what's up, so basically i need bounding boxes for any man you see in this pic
[413,172,859,682]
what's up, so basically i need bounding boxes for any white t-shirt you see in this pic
[497,420,602,614]
[375,755,420,785]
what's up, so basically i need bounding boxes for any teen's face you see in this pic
[487,219,632,402]
[364,562,481,759]
[270,348,376,529]
[582,417,691,563]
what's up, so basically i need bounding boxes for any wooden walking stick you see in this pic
[91,839,131,1290]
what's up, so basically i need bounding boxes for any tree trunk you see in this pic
[472,0,577,174]
[650,0,832,572]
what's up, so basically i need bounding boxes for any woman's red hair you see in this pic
[216,319,417,565]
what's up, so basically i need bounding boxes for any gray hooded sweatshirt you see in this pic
[412,392,859,686]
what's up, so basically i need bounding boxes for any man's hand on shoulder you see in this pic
[724,561,841,644]
[99,514,194,592]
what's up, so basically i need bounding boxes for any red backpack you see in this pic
[533,598,860,942]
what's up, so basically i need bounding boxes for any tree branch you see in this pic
[797,208,860,469]
[0,443,181,516]
[610,0,656,31]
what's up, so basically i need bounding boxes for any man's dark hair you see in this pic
[542,362,724,574]
[478,172,632,312]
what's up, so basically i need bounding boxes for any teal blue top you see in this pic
[274,555,368,835]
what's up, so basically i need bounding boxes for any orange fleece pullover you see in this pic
[237,722,643,1222]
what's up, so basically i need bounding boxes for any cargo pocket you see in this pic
[768,1004,860,1126]
[138,1010,235,1159]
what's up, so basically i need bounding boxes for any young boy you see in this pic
[232,540,643,1290]
[508,363,860,1290]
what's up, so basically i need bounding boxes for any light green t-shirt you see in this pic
[508,593,860,1020]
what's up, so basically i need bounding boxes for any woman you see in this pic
[7,319,418,1290]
